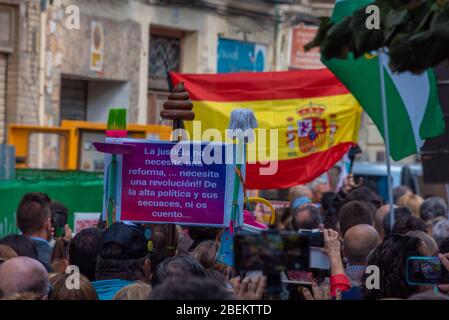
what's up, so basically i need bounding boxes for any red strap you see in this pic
[330,274,351,297]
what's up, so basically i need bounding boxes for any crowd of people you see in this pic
[1,174,449,300]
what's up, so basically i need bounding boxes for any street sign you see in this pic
[290,24,325,70]
[217,38,267,73]
[74,212,101,234]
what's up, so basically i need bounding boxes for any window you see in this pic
[148,27,184,125]
[60,78,88,122]
[0,5,15,53]
[149,35,181,79]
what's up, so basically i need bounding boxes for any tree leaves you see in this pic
[351,7,385,57]
[306,0,449,73]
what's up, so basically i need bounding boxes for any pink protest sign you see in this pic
[74,212,101,234]
[116,140,239,227]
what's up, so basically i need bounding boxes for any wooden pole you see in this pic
[161,80,194,257]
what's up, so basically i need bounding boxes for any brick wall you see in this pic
[4,0,41,166]
[6,0,40,125]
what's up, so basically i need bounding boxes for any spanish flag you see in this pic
[170,69,362,189]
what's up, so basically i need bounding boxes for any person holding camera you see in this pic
[303,228,351,300]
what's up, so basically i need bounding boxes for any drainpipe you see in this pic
[272,5,281,71]
[37,4,47,168]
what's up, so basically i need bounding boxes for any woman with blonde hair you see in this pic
[1,292,42,300]
[49,272,98,300]
[190,240,227,284]
[112,281,151,300]
[0,245,17,264]
[398,194,424,218]
[190,240,219,269]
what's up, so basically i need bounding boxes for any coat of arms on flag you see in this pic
[288,103,338,155]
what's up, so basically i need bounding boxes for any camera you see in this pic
[234,229,329,273]
[407,257,449,285]
[234,229,331,299]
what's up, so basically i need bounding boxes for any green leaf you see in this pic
[321,17,353,60]
[388,34,417,72]
[431,4,449,27]
[350,7,385,54]
[384,9,409,29]
[316,0,449,70]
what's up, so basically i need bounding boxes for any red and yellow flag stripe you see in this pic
[171,69,362,189]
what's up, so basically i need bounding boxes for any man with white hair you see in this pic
[420,197,448,222]
[432,219,449,248]
[288,185,313,207]
[310,179,330,203]
[0,256,50,299]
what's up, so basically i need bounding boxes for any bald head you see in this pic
[0,257,49,298]
[343,224,380,265]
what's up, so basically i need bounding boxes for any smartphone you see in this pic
[52,211,67,238]
[282,280,313,300]
[407,256,449,285]
[234,231,310,272]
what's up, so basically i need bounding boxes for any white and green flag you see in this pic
[324,0,445,161]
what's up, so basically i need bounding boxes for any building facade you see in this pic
[1,0,403,168]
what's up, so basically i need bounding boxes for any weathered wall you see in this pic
[4,0,40,125]
[45,1,142,124]
[1,0,41,166]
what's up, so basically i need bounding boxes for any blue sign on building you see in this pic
[217,38,267,73]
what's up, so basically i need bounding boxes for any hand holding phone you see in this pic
[437,253,449,293]
[234,231,310,272]
[302,283,332,300]
[407,256,449,285]
[53,211,68,238]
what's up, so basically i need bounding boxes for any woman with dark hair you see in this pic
[49,201,73,272]
[346,186,384,209]
[320,191,339,230]
[50,238,70,273]
[151,255,207,287]
[68,227,103,281]
[187,227,221,251]
[361,235,426,299]
[0,234,39,260]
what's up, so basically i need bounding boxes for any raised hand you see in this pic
[231,275,267,300]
